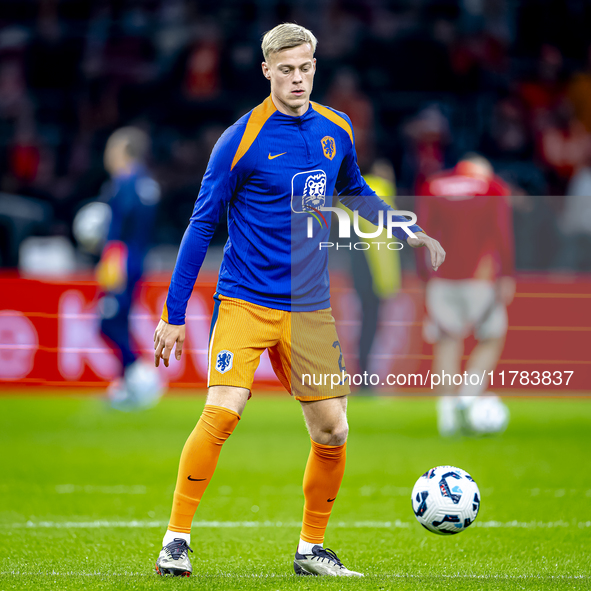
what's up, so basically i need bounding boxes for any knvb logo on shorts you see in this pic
[215,350,233,374]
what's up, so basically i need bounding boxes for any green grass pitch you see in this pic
[1,393,590,590]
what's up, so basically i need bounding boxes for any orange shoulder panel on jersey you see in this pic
[230,96,277,171]
[311,102,353,145]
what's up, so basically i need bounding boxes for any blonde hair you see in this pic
[106,127,149,162]
[261,23,317,62]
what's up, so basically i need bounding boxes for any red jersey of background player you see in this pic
[416,159,515,281]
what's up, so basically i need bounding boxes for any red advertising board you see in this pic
[0,272,589,393]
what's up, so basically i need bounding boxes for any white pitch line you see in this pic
[0,571,588,580]
[6,519,591,529]
[55,485,147,495]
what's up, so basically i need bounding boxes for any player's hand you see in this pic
[154,319,185,368]
[407,231,446,272]
[497,276,516,306]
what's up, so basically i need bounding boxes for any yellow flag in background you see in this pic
[340,173,401,298]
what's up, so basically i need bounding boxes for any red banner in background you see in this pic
[0,272,589,392]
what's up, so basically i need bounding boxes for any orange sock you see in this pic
[168,405,240,534]
[300,440,347,544]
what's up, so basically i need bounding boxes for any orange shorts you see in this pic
[207,294,350,401]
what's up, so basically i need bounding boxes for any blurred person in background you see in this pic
[400,105,452,194]
[417,154,515,436]
[97,126,163,410]
[481,96,533,163]
[518,44,567,135]
[341,158,401,380]
[536,98,591,195]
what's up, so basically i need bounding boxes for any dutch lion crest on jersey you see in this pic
[291,170,327,213]
[321,136,336,160]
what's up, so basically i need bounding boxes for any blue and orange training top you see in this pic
[163,96,422,324]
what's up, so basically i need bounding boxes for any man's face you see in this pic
[262,44,316,116]
[104,139,131,175]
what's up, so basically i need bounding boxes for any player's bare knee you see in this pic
[330,423,349,446]
[312,422,348,446]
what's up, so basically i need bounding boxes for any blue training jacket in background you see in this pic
[107,164,160,282]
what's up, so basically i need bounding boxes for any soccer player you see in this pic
[153,24,445,577]
[98,127,163,409]
[417,154,515,436]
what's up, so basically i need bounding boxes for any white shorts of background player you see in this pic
[423,278,508,343]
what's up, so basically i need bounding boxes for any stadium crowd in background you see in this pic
[1,0,591,271]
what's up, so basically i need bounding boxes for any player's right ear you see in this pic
[262,62,271,80]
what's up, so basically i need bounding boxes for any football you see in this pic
[108,359,164,411]
[73,201,112,254]
[411,465,480,535]
[465,394,510,435]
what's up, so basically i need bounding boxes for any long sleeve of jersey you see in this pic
[163,222,215,324]
[162,125,251,325]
